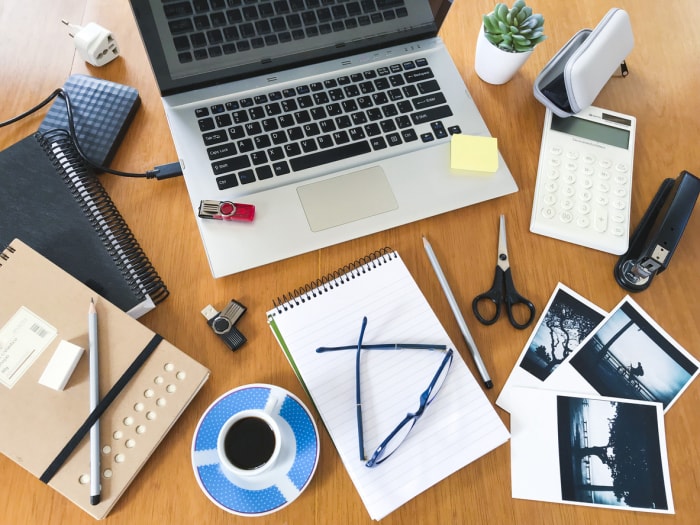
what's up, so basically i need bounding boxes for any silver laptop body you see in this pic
[130,0,518,277]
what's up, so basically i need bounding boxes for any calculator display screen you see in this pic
[551,114,630,149]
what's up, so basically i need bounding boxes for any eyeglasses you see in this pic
[317,316,453,468]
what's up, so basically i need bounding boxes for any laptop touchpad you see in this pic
[297,166,398,232]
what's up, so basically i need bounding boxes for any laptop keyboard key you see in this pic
[284,143,302,156]
[413,93,446,109]
[289,141,371,171]
[417,80,441,94]
[228,125,245,140]
[273,161,291,175]
[203,130,228,146]
[207,142,237,160]
[212,155,251,175]
[256,165,274,180]
[370,137,387,150]
[410,105,453,125]
[216,174,239,190]
[198,117,215,132]
[239,169,256,184]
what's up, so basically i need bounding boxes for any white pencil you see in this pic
[88,298,101,505]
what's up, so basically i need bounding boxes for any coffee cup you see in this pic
[217,409,281,477]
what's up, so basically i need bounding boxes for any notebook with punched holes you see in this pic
[129,0,518,277]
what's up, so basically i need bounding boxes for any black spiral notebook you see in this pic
[0,130,167,317]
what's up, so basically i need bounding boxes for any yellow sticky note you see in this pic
[450,134,499,173]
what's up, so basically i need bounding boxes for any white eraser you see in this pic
[38,340,84,391]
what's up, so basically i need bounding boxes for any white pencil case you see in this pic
[533,8,634,117]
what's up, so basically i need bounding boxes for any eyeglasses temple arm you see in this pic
[317,343,447,352]
[356,316,368,461]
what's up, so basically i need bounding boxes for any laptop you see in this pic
[129,0,518,278]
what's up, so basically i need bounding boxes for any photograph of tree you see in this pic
[519,287,606,381]
[557,395,670,511]
[568,299,699,410]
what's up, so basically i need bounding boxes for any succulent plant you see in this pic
[483,1,546,53]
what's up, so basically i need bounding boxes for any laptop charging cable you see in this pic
[0,88,182,180]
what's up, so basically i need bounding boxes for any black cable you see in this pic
[0,87,181,180]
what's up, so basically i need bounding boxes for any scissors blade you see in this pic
[496,214,510,271]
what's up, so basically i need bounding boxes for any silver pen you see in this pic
[422,237,493,389]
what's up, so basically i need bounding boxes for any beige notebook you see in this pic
[0,239,209,519]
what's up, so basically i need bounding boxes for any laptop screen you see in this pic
[130,0,453,95]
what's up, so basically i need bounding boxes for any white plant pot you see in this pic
[474,25,533,85]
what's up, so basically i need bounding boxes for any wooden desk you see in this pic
[1,1,698,523]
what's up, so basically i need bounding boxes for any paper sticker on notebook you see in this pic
[0,306,57,388]
[450,134,498,173]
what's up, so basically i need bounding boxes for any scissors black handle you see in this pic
[472,267,536,329]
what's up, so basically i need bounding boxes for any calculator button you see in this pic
[550,146,563,156]
[612,199,627,210]
[562,185,576,198]
[547,169,560,180]
[583,154,596,164]
[595,195,609,206]
[560,198,574,210]
[563,173,577,185]
[614,187,627,198]
[582,166,594,177]
[599,159,612,169]
[616,163,629,172]
[565,161,578,171]
[581,178,593,189]
[594,211,608,232]
[576,216,590,228]
[545,181,558,192]
[543,193,557,205]
[549,157,561,167]
[541,207,556,219]
[558,211,573,223]
[597,182,610,193]
[611,211,626,223]
[611,225,626,236]
[566,150,579,160]
[598,170,611,180]
[579,190,592,202]
[614,174,628,185]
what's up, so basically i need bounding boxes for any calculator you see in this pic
[530,106,636,255]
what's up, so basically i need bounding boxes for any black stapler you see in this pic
[615,170,700,291]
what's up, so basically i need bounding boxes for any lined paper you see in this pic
[267,252,509,520]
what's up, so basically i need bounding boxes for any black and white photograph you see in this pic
[510,388,673,514]
[557,395,670,511]
[565,298,699,411]
[496,283,606,413]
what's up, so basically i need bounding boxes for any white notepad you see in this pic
[267,249,509,520]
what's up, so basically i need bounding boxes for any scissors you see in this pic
[472,215,536,329]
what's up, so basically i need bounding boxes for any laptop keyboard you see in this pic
[195,57,462,191]
[164,0,409,63]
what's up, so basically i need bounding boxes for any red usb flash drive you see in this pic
[198,200,255,222]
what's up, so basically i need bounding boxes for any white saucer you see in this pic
[191,384,320,516]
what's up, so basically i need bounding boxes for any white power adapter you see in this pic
[62,19,119,67]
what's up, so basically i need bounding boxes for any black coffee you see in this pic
[223,416,277,471]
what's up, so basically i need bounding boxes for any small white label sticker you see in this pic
[0,307,57,388]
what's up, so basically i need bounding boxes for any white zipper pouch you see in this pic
[533,8,634,117]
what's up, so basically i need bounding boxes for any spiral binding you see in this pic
[35,129,169,305]
[0,244,16,265]
[272,247,396,314]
